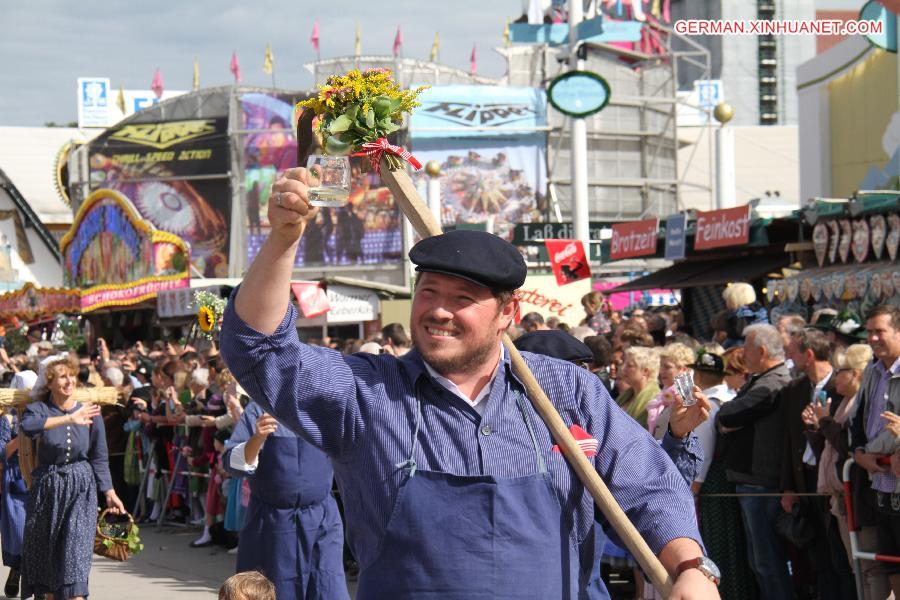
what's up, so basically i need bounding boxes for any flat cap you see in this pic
[409,230,526,291]
[514,330,594,364]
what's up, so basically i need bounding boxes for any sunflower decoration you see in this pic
[192,291,227,341]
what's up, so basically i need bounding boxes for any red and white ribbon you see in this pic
[355,137,422,174]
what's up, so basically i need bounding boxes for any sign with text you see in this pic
[545,239,591,286]
[516,274,591,325]
[664,214,686,260]
[610,219,659,261]
[410,85,547,138]
[291,281,330,318]
[694,206,751,250]
[60,189,190,313]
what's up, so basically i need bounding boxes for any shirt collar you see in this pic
[875,356,900,378]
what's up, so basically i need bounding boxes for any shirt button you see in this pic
[480,425,492,436]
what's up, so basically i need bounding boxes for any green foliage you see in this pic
[296,68,428,164]
[100,517,144,556]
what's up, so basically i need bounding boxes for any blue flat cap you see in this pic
[409,230,527,291]
[513,330,594,364]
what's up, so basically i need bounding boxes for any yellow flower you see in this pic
[198,306,216,333]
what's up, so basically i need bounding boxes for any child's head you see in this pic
[219,571,275,600]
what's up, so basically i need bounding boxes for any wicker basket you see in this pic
[94,509,135,562]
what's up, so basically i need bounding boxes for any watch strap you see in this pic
[676,557,720,585]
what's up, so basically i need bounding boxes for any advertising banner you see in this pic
[240,92,404,269]
[77,78,111,128]
[694,205,751,250]
[88,118,231,276]
[291,281,330,318]
[610,219,659,261]
[293,284,380,325]
[60,189,190,313]
[545,239,591,286]
[408,85,547,240]
[516,274,591,325]
[410,140,545,239]
[410,86,547,138]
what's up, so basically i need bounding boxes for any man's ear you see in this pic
[499,297,519,331]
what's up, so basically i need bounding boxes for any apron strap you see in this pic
[396,381,423,477]
[400,379,547,477]
[513,387,547,475]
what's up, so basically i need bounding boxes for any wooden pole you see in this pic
[379,157,674,597]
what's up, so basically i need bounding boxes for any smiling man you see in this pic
[851,304,900,598]
[220,167,718,599]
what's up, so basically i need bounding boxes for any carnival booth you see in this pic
[767,193,900,317]
[59,188,190,344]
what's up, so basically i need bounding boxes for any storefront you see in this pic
[608,205,805,339]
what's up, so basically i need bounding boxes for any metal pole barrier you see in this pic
[157,446,185,530]
[842,458,866,600]
[132,439,157,518]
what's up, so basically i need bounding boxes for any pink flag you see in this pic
[311,21,320,52]
[469,44,477,76]
[393,26,402,57]
[150,68,164,100]
[229,51,241,83]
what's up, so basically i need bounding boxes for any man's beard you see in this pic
[413,323,499,376]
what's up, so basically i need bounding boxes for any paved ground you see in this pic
[0,527,359,599]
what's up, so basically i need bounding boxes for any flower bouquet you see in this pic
[193,290,227,341]
[296,68,427,173]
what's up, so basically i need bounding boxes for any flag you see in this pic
[503,20,510,46]
[263,43,274,75]
[544,239,591,286]
[355,23,361,56]
[150,68,163,100]
[116,85,126,114]
[311,21,320,53]
[229,51,241,83]
[469,44,477,76]
[192,58,200,91]
[527,0,544,24]
[430,32,439,62]
[393,26,402,57]
[291,282,330,318]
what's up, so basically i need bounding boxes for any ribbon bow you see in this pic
[356,137,422,175]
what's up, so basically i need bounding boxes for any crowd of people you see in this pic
[1,271,899,599]
[0,284,900,600]
[516,284,900,600]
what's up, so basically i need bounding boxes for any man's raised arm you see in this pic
[235,168,317,335]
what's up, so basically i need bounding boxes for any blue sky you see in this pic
[0,1,520,125]
[0,0,867,126]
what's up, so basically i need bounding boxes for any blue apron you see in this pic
[357,386,580,599]
[236,435,349,600]
[1,454,27,569]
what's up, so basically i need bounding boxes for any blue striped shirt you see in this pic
[220,298,702,571]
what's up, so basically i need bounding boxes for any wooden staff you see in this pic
[380,159,674,596]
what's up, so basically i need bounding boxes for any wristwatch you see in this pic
[675,556,721,585]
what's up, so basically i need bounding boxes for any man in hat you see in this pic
[220,167,719,599]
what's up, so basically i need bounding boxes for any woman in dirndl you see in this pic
[20,358,125,599]
[0,407,28,597]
